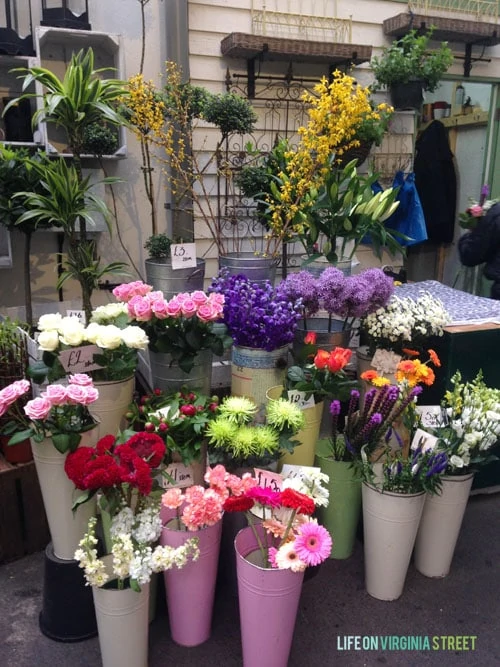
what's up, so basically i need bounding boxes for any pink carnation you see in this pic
[24,396,52,420]
[68,374,93,386]
[162,488,184,510]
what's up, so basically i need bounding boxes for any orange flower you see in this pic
[372,376,391,387]
[428,349,441,367]
[327,347,352,373]
[397,360,417,374]
[360,370,379,382]
[402,348,419,357]
[314,349,330,370]
[304,331,317,345]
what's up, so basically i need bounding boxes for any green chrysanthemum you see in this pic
[218,396,258,424]
[206,418,238,448]
[266,398,305,432]
[231,425,259,459]
[253,425,280,456]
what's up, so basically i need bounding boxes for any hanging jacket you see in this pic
[414,120,457,243]
[458,202,500,299]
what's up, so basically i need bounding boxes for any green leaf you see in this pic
[51,433,71,453]
[7,429,34,445]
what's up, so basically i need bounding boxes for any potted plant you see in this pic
[144,232,206,299]
[370,28,454,109]
[414,370,500,578]
[335,102,394,168]
[67,431,199,667]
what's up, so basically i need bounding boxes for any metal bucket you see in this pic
[292,318,352,360]
[149,348,213,395]
[145,258,206,299]
[219,252,277,286]
[300,256,352,278]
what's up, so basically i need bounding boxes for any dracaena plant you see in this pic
[14,157,129,321]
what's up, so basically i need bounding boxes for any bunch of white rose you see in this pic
[37,313,149,353]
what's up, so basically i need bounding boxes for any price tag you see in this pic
[162,462,195,489]
[287,390,315,410]
[66,309,86,324]
[410,428,439,454]
[281,464,321,481]
[170,243,197,270]
[59,345,103,373]
[254,468,283,493]
[371,349,402,375]
[416,405,444,429]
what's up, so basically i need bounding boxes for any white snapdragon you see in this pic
[111,534,135,579]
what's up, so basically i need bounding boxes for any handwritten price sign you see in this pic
[170,243,197,270]
[59,345,103,373]
[281,464,321,481]
[162,462,195,489]
[415,405,444,429]
[254,468,283,492]
[287,390,315,410]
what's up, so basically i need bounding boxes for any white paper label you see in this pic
[66,309,86,324]
[59,345,103,373]
[162,462,195,489]
[170,243,197,270]
[371,349,402,375]
[254,468,283,492]
[281,464,321,480]
[286,390,315,410]
[410,428,439,453]
[416,405,444,429]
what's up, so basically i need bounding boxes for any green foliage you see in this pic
[144,233,173,259]
[202,92,257,137]
[371,28,454,93]
[82,123,119,156]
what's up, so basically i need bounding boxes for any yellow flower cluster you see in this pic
[266,71,375,247]
[126,74,165,137]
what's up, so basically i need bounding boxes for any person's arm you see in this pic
[458,211,497,267]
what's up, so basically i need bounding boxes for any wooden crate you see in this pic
[0,455,50,564]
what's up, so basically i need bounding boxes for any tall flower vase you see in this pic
[149,348,213,395]
[93,583,150,667]
[315,442,362,559]
[235,524,304,667]
[161,518,223,646]
[267,386,324,468]
[231,345,288,410]
[413,473,475,578]
[92,376,135,438]
[31,431,98,560]
[362,482,425,601]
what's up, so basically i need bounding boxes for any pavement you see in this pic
[0,491,499,667]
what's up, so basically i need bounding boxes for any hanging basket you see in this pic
[389,80,424,111]
[336,140,373,169]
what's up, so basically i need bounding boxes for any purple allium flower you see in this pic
[317,267,346,314]
[277,271,320,315]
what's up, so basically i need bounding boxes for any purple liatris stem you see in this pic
[480,184,490,206]
[361,387,377,422]
[330,400,341,443]
[388,385,423,429]
[352,412,383,449]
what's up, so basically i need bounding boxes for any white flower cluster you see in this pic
[282,469,330,507]
[90,303,129,324]
[74,517,110,587]
[37,313,149,352]
[362,292,449,349]
[439,373,500,471]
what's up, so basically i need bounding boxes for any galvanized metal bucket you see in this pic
[145,258,206,299]
[219,252,277,286]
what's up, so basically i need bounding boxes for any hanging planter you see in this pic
[390,80,424,111]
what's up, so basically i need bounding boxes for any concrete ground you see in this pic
[0,492,499,667]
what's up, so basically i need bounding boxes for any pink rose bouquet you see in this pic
[113,281,230,372]
[0,374,99,453]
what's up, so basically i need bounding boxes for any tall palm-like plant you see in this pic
[5,48,127,244]
[15,158,128,320]
[0,147,54,326]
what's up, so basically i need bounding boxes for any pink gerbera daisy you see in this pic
[294,521,332,566]
[275,542,306,573]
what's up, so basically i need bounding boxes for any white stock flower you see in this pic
[38,330,60,352]
[58,317,86,346]
[450,455,465,469]
[120,325,149,350]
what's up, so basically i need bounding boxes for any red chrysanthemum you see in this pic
[114,443,137,465]
[96,434,117,456]
[82,455,126,489]
[223,495,255,513]
[64,447,96,489]
[126,431,165,468]
[280,488,315,515]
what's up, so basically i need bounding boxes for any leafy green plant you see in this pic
[371,28,453,93]
[144,233,173,259]
[82,123,119,156]
[15,158,128,320]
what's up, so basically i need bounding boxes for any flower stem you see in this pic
[246,512,268,567]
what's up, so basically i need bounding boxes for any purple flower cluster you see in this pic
[210,271,302,351]
[278,267,394,320]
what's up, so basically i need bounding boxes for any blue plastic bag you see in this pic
[383,171,428,246]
